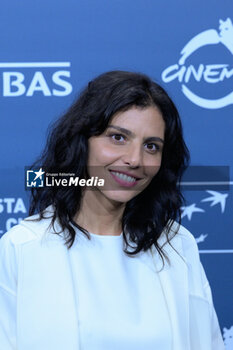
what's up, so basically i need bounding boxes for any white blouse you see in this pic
[0,212,225,349]
[68,229,173,350]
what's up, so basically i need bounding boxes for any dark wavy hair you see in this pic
[28,70,190,264]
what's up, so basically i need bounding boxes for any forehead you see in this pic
[109,106,165,133]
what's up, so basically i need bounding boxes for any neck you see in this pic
[74,190,125,236]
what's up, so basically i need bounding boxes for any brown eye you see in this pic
[144,143,160,153]
[110,134,126,142]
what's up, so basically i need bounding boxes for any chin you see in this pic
[102,190,139,204]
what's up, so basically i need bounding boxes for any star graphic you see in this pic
[181,203,205,220]
[195,234,208,244]
[201,190,228,213]
[33,168,45,181]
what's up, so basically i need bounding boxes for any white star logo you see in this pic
[33,168,45,181]
[195,234,208,244]
[201,190,228,213]
[181,203,205,220]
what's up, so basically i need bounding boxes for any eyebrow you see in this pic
[107,125,164,144]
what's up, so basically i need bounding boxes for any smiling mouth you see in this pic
[109,170,141,187]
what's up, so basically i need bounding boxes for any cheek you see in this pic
[99,147,119,160]
[147,165,161,179]
[144,154,163,178]
[88,141,120,165]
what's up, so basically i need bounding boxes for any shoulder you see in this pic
[159,220,200,266]
[0,206,57,248]
[172,221,198,250]
[163,220,198,252]
[159,221,211,296]
[0,206,63,288]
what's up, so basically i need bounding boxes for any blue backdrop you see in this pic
[0,1,232,347]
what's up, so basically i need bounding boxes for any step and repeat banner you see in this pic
[0,0,232,347]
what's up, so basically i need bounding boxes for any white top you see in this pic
[69,229,172,350]
[0,210,225,349]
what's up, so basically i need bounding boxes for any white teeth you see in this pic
[111,171,137,183]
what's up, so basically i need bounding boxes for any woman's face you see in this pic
[87,106,165,204]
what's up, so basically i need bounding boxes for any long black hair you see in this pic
[28,70,190,264]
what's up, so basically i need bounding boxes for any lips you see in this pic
[109,169,142,179]
[109,170,142,187]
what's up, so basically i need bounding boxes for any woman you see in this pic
[0,71,224,349]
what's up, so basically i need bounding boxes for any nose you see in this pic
[122,143,142,168]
